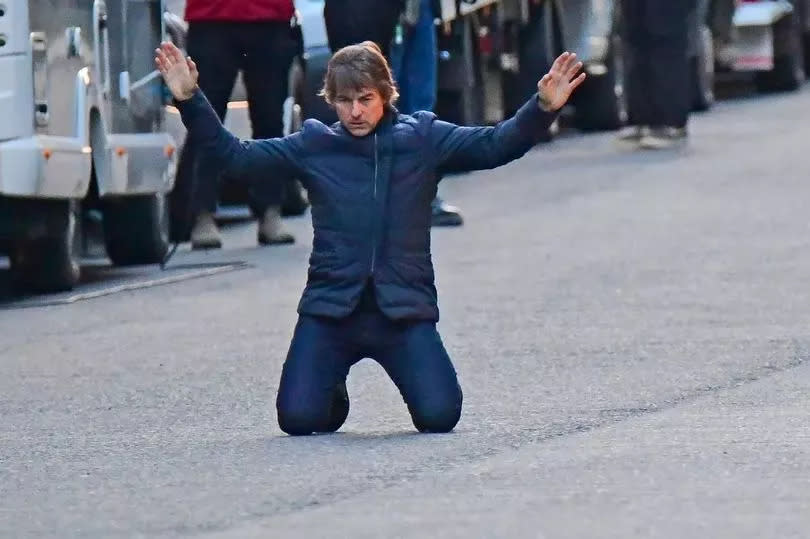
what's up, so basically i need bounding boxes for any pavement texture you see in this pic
[2,86,810,538]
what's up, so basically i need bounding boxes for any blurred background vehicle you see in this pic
[1,0,176,292]
[289,0,716,135]
[708,0,809,93]
[162,0,806,224]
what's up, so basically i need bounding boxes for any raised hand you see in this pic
[537,52,587,112]
[154,41,199,102]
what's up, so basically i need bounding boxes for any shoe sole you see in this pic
[431,215,464,227]
[258,235,295,245]
[191,240,223,250]
[639,138,686,150]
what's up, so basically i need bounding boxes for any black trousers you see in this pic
[323,0,403,59]
[622,0,694,128]
[170,21,296,240]
[276,289,463,435]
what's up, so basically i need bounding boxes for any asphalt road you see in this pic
[2,86,810,538]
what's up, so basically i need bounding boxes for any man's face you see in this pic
[334,87,385,137]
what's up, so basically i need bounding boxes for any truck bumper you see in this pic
[726,0,794,71]
[97,132,177,196]
[0,136,92,198]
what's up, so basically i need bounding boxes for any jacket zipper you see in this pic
[371,132,379,274]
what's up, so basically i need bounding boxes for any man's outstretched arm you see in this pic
[431,52,586,174]
[155,42,303,182]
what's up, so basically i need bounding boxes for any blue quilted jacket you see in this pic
[177,90,556,320]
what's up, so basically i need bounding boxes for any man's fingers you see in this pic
[154,50,169,74]
[565,61,584,81]
[562,53,579,74]
[569,72,587,92]
[163,41,184,63]
[552,51,576,75]
[156,47,174,68]
[551,51,570,73]
[187,57,199,78]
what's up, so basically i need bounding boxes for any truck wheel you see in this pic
[755,13,805,92]
[282,58,310,217]
[692,24,715,111]
[436,16,485,125]
[574,37,627,131]
[10,200,82,293]
[103,193,170,266]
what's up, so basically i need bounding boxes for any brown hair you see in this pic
[319,41,399,107]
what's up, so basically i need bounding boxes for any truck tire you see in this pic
[574,38,627,131]
[692,24,715,111]
[10,200,82,293]
[103,193,170,266]
[436,16,485,125]
[755,13,805,92]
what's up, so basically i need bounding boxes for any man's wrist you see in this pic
[175,86,198,102]
[537,93,555,112]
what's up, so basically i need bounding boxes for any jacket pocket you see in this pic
[386,253,434,283]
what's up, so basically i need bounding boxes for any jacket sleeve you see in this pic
[428,94,558,175]
[175,88,305,184]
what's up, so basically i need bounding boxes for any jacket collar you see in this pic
[337,107,398,139]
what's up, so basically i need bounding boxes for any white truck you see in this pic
[0,0,176,292]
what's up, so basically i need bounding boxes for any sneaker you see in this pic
[431,197,464,227]
[616,125,646,143]
[639,127,688,150]
[190,212,222,250]
[258,206,295,245]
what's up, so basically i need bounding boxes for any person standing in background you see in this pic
[618,0,697,149]
[170,0,297,249]
[390,0,464,226]
[324,0,464,226]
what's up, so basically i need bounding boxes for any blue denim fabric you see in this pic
[390,0,438,114]
[276,297,463,435]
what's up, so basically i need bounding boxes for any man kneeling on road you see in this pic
[156,40,585,435]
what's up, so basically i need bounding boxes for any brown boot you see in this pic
[258,206,295,245]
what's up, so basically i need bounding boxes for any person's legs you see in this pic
[172,22,240,248]
[389,1,462,227]
[276,315,362,435]
[639,3,691,149]
[621,0,654,134]
[648,37,690,130]
[389,28,410,111]
[323,0,400,58]
[240,22,297,244]
[403,0,438,114]
[373,321,463,433]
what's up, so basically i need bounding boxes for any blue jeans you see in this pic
[390,0,438,114]
[276,292,463,435]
